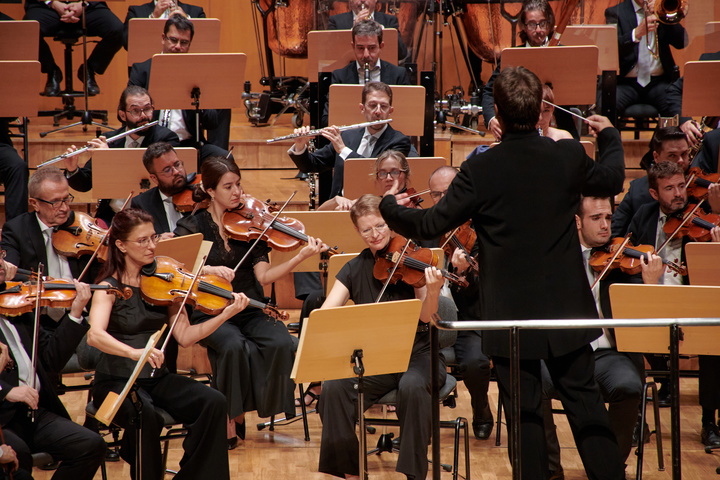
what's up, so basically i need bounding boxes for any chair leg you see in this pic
[651,382,665,471]
[495,395,503,446]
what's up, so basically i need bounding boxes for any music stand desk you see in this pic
[705,21,720,54]
[0,61,41,117]
[682,61,720,118]
[90,147,197,200]
[307,29,399,82]
[154,234,204,272]
[127,18,221,66]
[561,25,619,73]
[501,46,599,105]
[328,84,426,136]
[685,242,720,287]
[0,21,39,61]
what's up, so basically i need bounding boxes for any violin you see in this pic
[222,195,339,254]
[172,172,210,213]
[52,211,108,262]
[0,279,131,316]
[588,237,687,278]
[663,203,720,243]
[685,167,719,201]
[440,221,479,273]
[403,188,425,209]
[139,256,289,321]
[373,235,469,288]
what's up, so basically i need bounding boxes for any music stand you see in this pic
[610,284,720,478]
[0,20,39,61]
[291,299,422,478]
[127,18,221,66]
[307,29,399,82]
[0,60,41,163]
[90,147,197,200]
[501,46,599,106]
[705,21,720,54]
[328,84,426,136]
[561,25,619,74]
[681,61,720,118]
[154,233,204,271]
[147,53,246,164]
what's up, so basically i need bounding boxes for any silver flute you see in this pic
[266,119,392,144]
[39,120,160,168]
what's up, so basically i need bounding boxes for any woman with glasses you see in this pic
[172,156,328,447]
[87,208,249,480]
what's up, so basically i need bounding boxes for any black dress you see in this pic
[92,277,229,480]
[174,210,296,419]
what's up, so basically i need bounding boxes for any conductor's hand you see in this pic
[488,117,503,142]
[69,280,92,319]
[680,120,702,147]
[6,386,39,410]
[0,444,19,472]
[640,253,665,285]
[202,265,235,282]
[424,266,443,297]
[586,115,614,137]
[0,342,10,373]
[225,292,250,317]
[144,348,164,369]
[299,236,329,261]
[292,126,312,152]
[321,126,346,154]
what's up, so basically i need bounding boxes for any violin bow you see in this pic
[232,191,297,273]
[657,200,705,254]
[29,263,44,423]
[590,234,632,291]
[151,255,208,378]
[439,226,462,251]
[375,237,413,304]
[77,191,134,282]
[683,171,696,190]
[403,189,430,202]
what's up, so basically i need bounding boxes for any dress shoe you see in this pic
[235,420,246,440]
[472,418,494,440]
[549,465,565,480]
[227,435,239,450]
[631,420,651,447]
[78,65,100,95]
[648,385,671,408]
[43,68,62,96]
[701,423,720,446]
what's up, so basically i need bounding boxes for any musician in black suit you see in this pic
[327,0,408,62]
[380,66,626,479]
[612,126,690,237]
[123,0,206,49]
[24,0,123,96]
[0,119,29,221]
[128,15,232,156]
[692,129,720,175]
[0,260,106,480]
[604,0,687,117]
[290,82,412,200]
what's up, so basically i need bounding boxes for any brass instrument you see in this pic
[266,119,392,143]
[644,0,689,59]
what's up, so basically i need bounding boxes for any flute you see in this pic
[38,120,160,168]
[266,119,392,144]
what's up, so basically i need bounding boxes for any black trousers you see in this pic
[3,407,106,480]
[453,330,491,421]
[616,76,674,117]
[0,143,28,221]
[699,355,720,411]
[317,331,446,479]
[93,372,229,480]
[23,3,122,75]
[494,345,625,480]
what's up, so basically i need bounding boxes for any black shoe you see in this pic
[472,418,494,440]
[235,420,246,440]
[43,68,62,96]
[701,423,720,446]
[549,465,565,480]
[78,64,100,95]
[631,420,651,447]
[227,436,239,450]
[649,386,671,408]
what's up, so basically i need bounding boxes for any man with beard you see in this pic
[62,85,179,224]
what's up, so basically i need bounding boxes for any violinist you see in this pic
[427,166,493,440]
[172,157,328,447]
[318,194,446,480]
[0,253,107,480]
[87,208,248,479]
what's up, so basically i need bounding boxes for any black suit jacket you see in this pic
[691,128,720,174]
[131,186,185,234]
[380,128,625,359]
[667,51,720,126]
[0,313,88,426]
[289,124,411,198]
[66,124,179,193]
[611,174,655,237]
[605,0,687,80]
[128,58,220,145]
[123,1,206,49]
[327,11,408,61]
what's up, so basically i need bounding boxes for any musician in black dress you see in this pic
[173,157,328,445]
[87,208,248,479]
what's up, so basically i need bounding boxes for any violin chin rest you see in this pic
[141,258,158,276]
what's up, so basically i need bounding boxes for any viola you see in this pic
[140,256,289,321]
[373,235,469,288]
[588,237,687,278]
[0,279,131,317]
[222,195,339,253]
[403,188,425,209]
[663,203,720,243]
[440,221,479,273]
[172,172,210,213]
[52,211,109,262]
[685,167,720,201]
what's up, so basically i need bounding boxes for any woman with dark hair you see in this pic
[173,156,328,446]
[88,208,248,480]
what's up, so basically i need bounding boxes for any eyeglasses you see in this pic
[129,234,162,248]
[165,35,191,48]
[359,223,388,238]
[126,105,154,117]
[34,194,74,209]
[376,169,404,180]
[525,20,549,30]
[429,189,448,200]
[365,102,391,112]
[156,160,184,177]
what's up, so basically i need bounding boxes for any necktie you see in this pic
[43,228,62,279]
[129,139,140,148]
[637,8,652,87]
[358,134,376,158]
